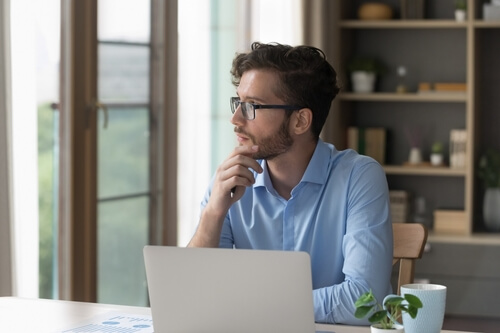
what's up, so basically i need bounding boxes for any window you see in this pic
[13,0,302,304]
[95,0,152,306]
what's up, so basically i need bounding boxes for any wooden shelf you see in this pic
[428,232,500,246]
[473,21,500,28]
[339,20,468,29]
[339,92,467,102]
[340,20,500,30]
[383,165,466,177]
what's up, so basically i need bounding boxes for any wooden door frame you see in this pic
[59,0,98,302]
[150,0,178,247]
[58,0,178,302]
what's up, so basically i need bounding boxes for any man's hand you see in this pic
[188,145,263,248]
[211,145,263,212]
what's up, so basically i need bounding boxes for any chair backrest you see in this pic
[392,223,428,294]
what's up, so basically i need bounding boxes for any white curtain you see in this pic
[0,0,39,298]
[0,0,14,297]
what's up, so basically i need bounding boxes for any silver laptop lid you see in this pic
[143,246,316,333]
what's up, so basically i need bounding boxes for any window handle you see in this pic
[87,99,109,129]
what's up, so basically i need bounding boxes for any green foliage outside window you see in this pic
[38,102,56,299]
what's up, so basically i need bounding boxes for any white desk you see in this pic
[0,297,478,333]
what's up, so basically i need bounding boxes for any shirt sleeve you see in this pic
[313,160,394,324]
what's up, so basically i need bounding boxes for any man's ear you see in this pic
[291,108,313,135]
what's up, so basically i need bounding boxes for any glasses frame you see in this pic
[230,97,303,120]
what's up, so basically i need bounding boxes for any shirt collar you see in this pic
[301,139,330,185]
[254,139,331,190]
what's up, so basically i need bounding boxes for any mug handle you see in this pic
[382,294,404,326]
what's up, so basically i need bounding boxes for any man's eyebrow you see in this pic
[239,95,268,104]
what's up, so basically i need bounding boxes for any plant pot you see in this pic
[483,188,500,231]
[351,71,376,93]
[370,323,404,333]
[430,153,444,166]
[455,9,466,21]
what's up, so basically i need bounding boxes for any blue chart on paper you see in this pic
[61,313,154,333]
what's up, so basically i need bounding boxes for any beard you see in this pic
[235,116,293,160]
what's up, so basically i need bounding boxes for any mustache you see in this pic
[234,127,247,136]
[234,127,255,144]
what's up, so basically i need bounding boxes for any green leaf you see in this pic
[399,305,409,313]
[431,141,444,153]
[347,57,386,74]
[407,306,418,318]
[354,305,374,319]
[477,148,500,188]
[404,294,423,308]
[384,296,404,307]
[355,291,375,307]
[369,310,388,323]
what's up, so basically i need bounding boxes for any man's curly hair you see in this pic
[231,42,340,139]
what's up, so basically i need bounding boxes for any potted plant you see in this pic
[430,141,444,166]
[477,148,500,231]
[347,57,386,93]
[455,0,467,21]
[354,290,422,332]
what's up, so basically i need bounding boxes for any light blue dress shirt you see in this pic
[200,139,393,324]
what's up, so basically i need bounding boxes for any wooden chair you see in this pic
[392,223,428,294]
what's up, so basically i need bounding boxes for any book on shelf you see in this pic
[449,129,467,169]
[347,127,386,165]
[389,190,410,223]
[400,0,425,19]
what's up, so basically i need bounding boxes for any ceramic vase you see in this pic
[408,147,422,164]
[351,71,376,93]
[483,188,500,231]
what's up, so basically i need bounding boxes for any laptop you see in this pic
[143,246,318,333]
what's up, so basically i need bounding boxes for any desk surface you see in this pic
[0,297,479,333]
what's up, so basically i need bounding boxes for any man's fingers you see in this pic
[228,155,262,174]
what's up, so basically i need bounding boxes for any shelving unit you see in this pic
[330,0,500,237]
[329,1,500,315]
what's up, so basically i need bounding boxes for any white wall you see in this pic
[9,0,39,298]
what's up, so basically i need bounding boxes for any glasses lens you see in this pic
[230,97,239,114]
[230,98,255,119]
[241,102,255,120]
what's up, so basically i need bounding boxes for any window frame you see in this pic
[58,0,177,302]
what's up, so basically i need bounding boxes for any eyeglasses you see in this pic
[230,97,303,120]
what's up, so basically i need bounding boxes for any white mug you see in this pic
[400,283,447,333]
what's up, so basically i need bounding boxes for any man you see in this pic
[188,42,393,324]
